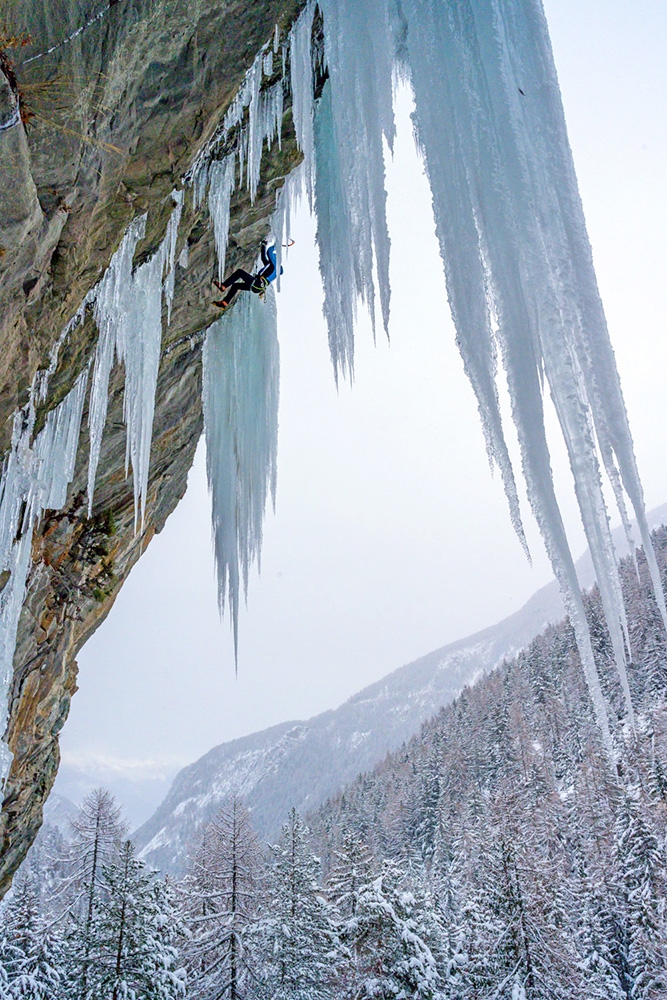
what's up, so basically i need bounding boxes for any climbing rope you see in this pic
[21,0,126,66]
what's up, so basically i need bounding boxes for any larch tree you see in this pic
[181,795,263,999]
[62,787,126,997]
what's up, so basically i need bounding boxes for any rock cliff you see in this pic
[0,0,305,897]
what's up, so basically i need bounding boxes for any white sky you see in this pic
[58,0,667,794]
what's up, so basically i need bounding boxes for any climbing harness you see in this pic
[251,275,269,294]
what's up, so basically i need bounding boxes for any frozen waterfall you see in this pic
[279,0,665,741]
[202,288,279,658]
[0,369,89,787]
[1,0,662,759]
[87,191,183,527]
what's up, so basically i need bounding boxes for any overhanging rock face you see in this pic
[0,0,306,897]
[3,0,662,900]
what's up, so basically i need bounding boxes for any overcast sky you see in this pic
[56,0,667,812]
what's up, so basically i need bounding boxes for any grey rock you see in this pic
[0,0,306,897]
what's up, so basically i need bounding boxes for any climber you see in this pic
[212,240,283,310]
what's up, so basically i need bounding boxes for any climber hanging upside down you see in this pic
[212,240,283,310]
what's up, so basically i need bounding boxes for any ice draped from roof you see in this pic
[202,291,280,660]
[283,0,665,742]
[0,0,664,759]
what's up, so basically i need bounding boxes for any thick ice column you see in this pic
[0,369,89,787]
[316,0,395,356]
[396,0,644,733]
[202,288,279,657]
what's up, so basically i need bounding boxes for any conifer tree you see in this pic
[0,871,66,999]
[85,839,185,999]
[181,796,262,999]
[614,793,667,998]
[344,859,441,1000]
[257,808,341,1000]
[62,787,126,996]
[327,830,374,920]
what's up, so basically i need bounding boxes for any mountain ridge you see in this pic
[133,503,667,873]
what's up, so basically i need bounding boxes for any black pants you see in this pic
[220,268,255,305]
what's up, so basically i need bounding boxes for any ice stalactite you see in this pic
[0,369,89,787]
[394,0,638,737]
[202,289,279,658]
[86,191,183,527]
[283,0,666,741]
[188,27,287,281]
[208,155,236,283]
[289,1,317,207]
[316,0,394,358]
[272,163,305,294]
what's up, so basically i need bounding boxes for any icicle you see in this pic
[241,55,265,202]
[264,80,284,152]
[188,26,289,267]
[272,162,304,294]
[316,0,395,353]
[202,289,279,659]
[296,0,666,737]
[245,74,285,201]
[162,190,184,324]
[0,368,89,788]
[289,1,316,206]
[191,159,210,212]
[312,80,357,382]
[391,0,646,731]
[87,216,146,518]
[208,154,236,282]
[33,369,89,512]
[86,192,183,525]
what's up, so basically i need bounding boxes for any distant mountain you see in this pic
[52,753,183,830]
[306,529,667,999]
[41,793,79,838]
[134,505,667,874]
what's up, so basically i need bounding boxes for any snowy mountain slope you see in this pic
[134,505,667,874]
[41,793,79,838]
[134,598,557,874]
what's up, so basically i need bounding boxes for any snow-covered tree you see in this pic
[614,792,667,998]
[344,859,441,1000]
[85,839,185,999]
[62,787,126,996]
[181,796,263,999]
[0,871,66,999]
[256,808,342,999]
[327,830,374,920]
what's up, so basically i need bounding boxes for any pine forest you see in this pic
[2,530,667,998]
